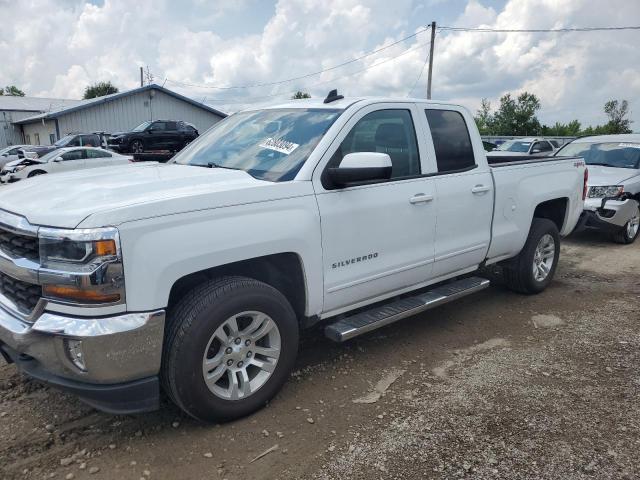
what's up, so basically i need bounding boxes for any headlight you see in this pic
[588,185,623,198]
[38,227,125,305]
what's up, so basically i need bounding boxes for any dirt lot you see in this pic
[1,231,639,480]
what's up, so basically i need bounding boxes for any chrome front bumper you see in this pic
[0,307,165,384]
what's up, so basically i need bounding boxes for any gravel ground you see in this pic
[1,230,639,480]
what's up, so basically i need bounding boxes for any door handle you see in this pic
[409,193,434,204]
[471,185,491,194]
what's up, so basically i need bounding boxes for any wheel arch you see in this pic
[532,197,568,232]
[167,252,308,323]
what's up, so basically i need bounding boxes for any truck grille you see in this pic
[0,229,39,261]
[0,270,42,314]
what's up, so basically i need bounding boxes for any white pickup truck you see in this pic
[0,93,586,422]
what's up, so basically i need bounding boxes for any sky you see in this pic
[0,0,639,128]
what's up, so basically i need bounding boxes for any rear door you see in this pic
[164,121,181,150]
[422,107,493,278]
[313,104,438,314]
[85,148,115,168]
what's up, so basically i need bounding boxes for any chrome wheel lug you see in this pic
[237,361,244,368]
[226,359,233,366]
[246,351,252,358]
[234,338,241,345]
[225,347,232,354]
[245,339,251,346]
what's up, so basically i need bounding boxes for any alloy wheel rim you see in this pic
[532,234,555,282]
[202,311,281,400]
[626,214,639,239]
[133,141,142,153]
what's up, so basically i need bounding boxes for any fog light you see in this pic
[64,339,87,372]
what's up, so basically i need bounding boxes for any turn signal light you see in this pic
[43,285,120,304]
[94,239,117,256]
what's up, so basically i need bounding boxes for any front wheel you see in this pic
[611,205,640,244]
[130,139,144,154]
[162,276,299,422]
[28,170,46,178]
[502,218,560,294]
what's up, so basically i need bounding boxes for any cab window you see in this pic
[425,109,475,173]
[326,109,421,181]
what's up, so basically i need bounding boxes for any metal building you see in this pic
[0,96,81,148]
[2,85,226,148]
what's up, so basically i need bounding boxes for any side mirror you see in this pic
[328,152,392,187]
[1,153,7,157]
[531,147,542,154]
[53,157,63,162]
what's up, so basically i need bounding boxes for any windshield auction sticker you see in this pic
[259,137,300,155]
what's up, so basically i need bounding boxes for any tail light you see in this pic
[582,168,589,201]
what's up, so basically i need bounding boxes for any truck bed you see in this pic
[487,155,575,167]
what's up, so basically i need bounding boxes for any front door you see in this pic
[55,149,87,172]
[314,105,437,314]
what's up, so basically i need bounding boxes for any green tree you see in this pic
[474,98,493,135]
[83,81,119,100]
[603,99,632,134]
[0,85,26,96]
[491,92,542,136]
[291,91,311,99]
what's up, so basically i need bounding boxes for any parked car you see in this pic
[0,145,30,168]
[482,140,497,152]
[0,147,131,183]
[555,134,640,243]
[487,137,556,157]
[19,133,102,159]
[0,94,586,421]
[108,120,199,153]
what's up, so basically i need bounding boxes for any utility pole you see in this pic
[140,66,143,87]
[426,21,436,99]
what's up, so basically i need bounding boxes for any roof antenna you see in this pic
[323,89,344,104]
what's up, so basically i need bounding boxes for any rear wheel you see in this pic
[611,205,640,244]
[162,276,299,422]
[502,218,560,294]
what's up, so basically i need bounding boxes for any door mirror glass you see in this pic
[327,152,392,187]
[54,156,63,162]
[531,146,542,154]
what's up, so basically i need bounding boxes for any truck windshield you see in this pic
[172,108,342,181]
[556,142,640,169]
[54,135,75,147]
[496,140,531,152]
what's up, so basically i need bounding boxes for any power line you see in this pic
[195,40,431,105]
[163,25,432,91]
[439,25,640,33]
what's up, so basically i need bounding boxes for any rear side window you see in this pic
[81,135,100,147]
[425,109,476,173]
[87,149,112,159]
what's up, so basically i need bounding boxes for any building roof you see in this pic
[0,95,82,112]
[14,84,226,124]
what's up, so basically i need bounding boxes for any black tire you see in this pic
[611,204,640,244]
[162,276,299,422]
[502,218,560,294]
[27,170,46,177]
[130,139,144,154]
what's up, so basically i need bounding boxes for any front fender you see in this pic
[117,195,323,316]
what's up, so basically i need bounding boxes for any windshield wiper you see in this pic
[207,162,242,171]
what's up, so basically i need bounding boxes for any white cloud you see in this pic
[0,0,638,128]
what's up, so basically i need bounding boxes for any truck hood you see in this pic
[586,165,639,186]
[0,163,307,229]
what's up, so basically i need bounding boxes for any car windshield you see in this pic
[556,142,640,169]
[172,108,342,181]
[496,140,531,152]
[132,121,152,132]
[54,135,75,147]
